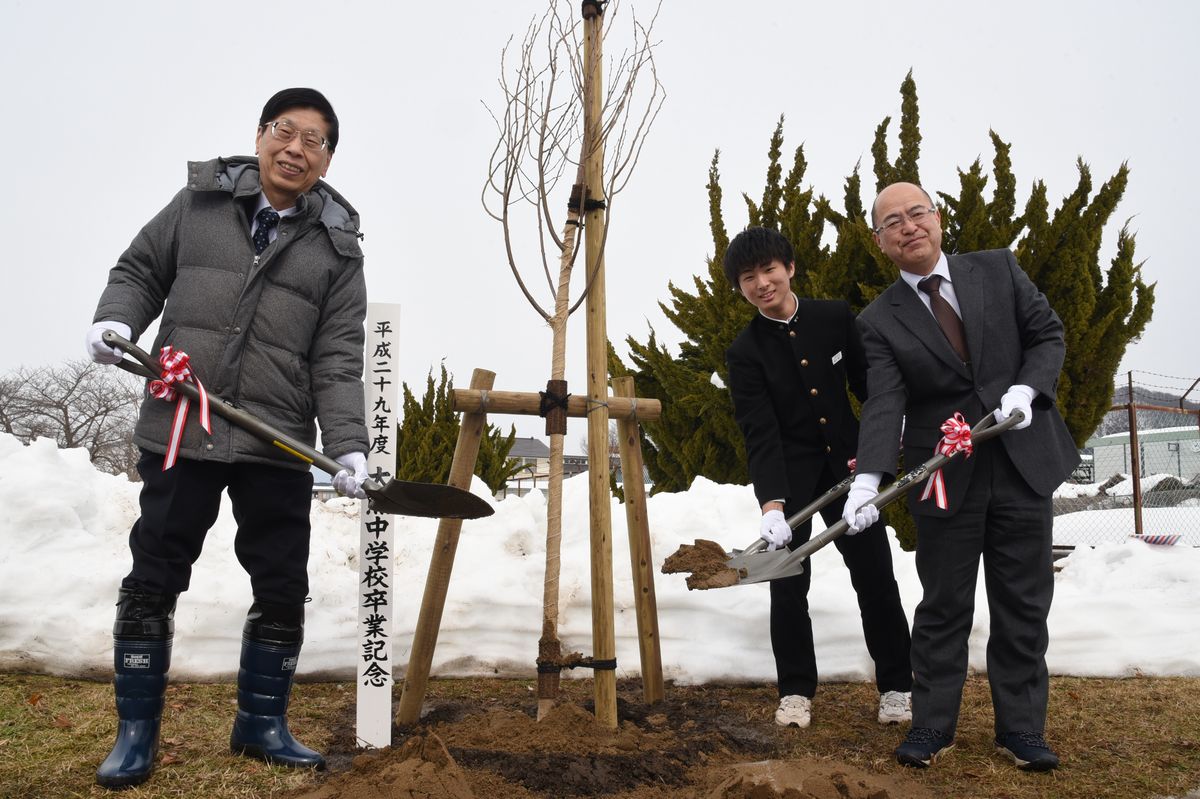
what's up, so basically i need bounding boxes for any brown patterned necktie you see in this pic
[918,274,969,362]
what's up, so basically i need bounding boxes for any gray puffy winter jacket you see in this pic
[94,156,369,468]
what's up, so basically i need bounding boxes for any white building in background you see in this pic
[1085,425,1200,482]
[499,437,590,498]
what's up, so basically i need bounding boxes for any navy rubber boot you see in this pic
[229,602,325,770]
[96,590,176,789]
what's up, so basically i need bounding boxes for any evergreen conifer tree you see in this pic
[616,73,1155,541]
[394,364,524,494]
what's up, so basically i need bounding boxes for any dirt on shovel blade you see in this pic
[661,539,741,590]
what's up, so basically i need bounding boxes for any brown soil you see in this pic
[661,539,742,590]
[283,683,938,799]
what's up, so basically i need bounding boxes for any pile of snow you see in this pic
[1,433,1197,683]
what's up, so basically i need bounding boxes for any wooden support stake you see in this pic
[1127,371,1144,538]
[397,368,495,725]
[582,0,617,729]
[612,376,664,704]
[453,389,660,421]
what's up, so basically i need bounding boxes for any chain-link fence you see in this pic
[1053,371,1200,550]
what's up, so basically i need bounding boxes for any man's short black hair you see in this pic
[259,88,339,152]
[722,227,794,289]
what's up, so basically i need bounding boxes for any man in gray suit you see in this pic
[841,182,1079,771]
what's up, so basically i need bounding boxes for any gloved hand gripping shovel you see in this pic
[103,330,494,520]
[722,472,856,569]
[662,410,1024,589]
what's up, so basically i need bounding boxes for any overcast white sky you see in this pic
[3,1,1196,443]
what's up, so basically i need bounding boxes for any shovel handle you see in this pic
[744,409,1024,583]
[102,330,354,481]
[735,474,855,559]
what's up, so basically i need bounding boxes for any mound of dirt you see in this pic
[434,701,689,795]
[435,701,675,755]
[292,687,940,799]
[707,758,938,799]
[661,539,741,590]
[286,733,475,799]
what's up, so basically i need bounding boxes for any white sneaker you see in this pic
[878,690,912,725]
[775,694,812,728]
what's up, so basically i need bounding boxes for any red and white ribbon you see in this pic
[1134,534,1181,546]
[148,346,211,470]
[919,412,974,510]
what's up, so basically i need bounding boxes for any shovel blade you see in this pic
[725,548,807,586]
[365,479,494,520]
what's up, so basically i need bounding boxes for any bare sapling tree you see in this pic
[482,0,662,718]
[0,361,143,478]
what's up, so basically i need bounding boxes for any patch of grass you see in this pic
[1,673,1197,798]
[0,674,335,799]
[721,676,1200,799]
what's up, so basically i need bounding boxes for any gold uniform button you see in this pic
[789,331,796,338]
[819,417,828,424]
[800,358,809,366]
[825,446,832,453]
[809,388,818,396]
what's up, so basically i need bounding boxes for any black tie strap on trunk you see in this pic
[540,379,570,435]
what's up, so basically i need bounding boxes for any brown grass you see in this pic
[1,673,1197,799]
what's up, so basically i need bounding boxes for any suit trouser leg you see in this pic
[981,447,1053,736]
[769,558,816,699]
[770,504,819,699]
[910,458,991,737]
[825,503,913,694]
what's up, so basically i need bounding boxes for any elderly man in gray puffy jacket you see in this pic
[85,88,368,789]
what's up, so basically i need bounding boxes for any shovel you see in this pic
[102,330,494,520]
[665,409,1023,588]
[722,473,855,573]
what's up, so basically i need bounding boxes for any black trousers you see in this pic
[909,443,1054,737]
[122,450,315,606]
[770,463,913,699]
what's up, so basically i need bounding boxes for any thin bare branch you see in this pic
[482,0,661,320]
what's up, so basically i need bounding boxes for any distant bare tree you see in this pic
[0,361,143,478]
[0,371,34,435]
[577,420,621,472]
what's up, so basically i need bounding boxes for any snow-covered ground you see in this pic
[1,433,1197,683]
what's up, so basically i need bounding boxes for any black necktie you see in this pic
[253,207,280,255]
[918,274,969,362]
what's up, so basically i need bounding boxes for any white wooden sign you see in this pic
[355,303,400,748]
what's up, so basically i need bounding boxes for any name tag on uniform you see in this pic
[831,350,843,365]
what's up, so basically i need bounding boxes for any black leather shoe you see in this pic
[895,726,955,768]
[995,731,1060,771]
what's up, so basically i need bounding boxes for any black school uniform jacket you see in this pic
[726,299,868,509]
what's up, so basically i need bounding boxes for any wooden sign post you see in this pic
[355,303,400,747]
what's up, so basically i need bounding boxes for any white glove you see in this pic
[333,452,369,499]
[995,384,1035,430]
[841,472,882,535]
[759,509,792,552]
[85,321,132,365]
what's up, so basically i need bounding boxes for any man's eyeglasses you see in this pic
[873,206,936,234]
[265,119,328,152]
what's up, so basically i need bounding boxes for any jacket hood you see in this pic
[186,156,362,256]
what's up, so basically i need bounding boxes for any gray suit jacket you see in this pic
[854,248,1079,517]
